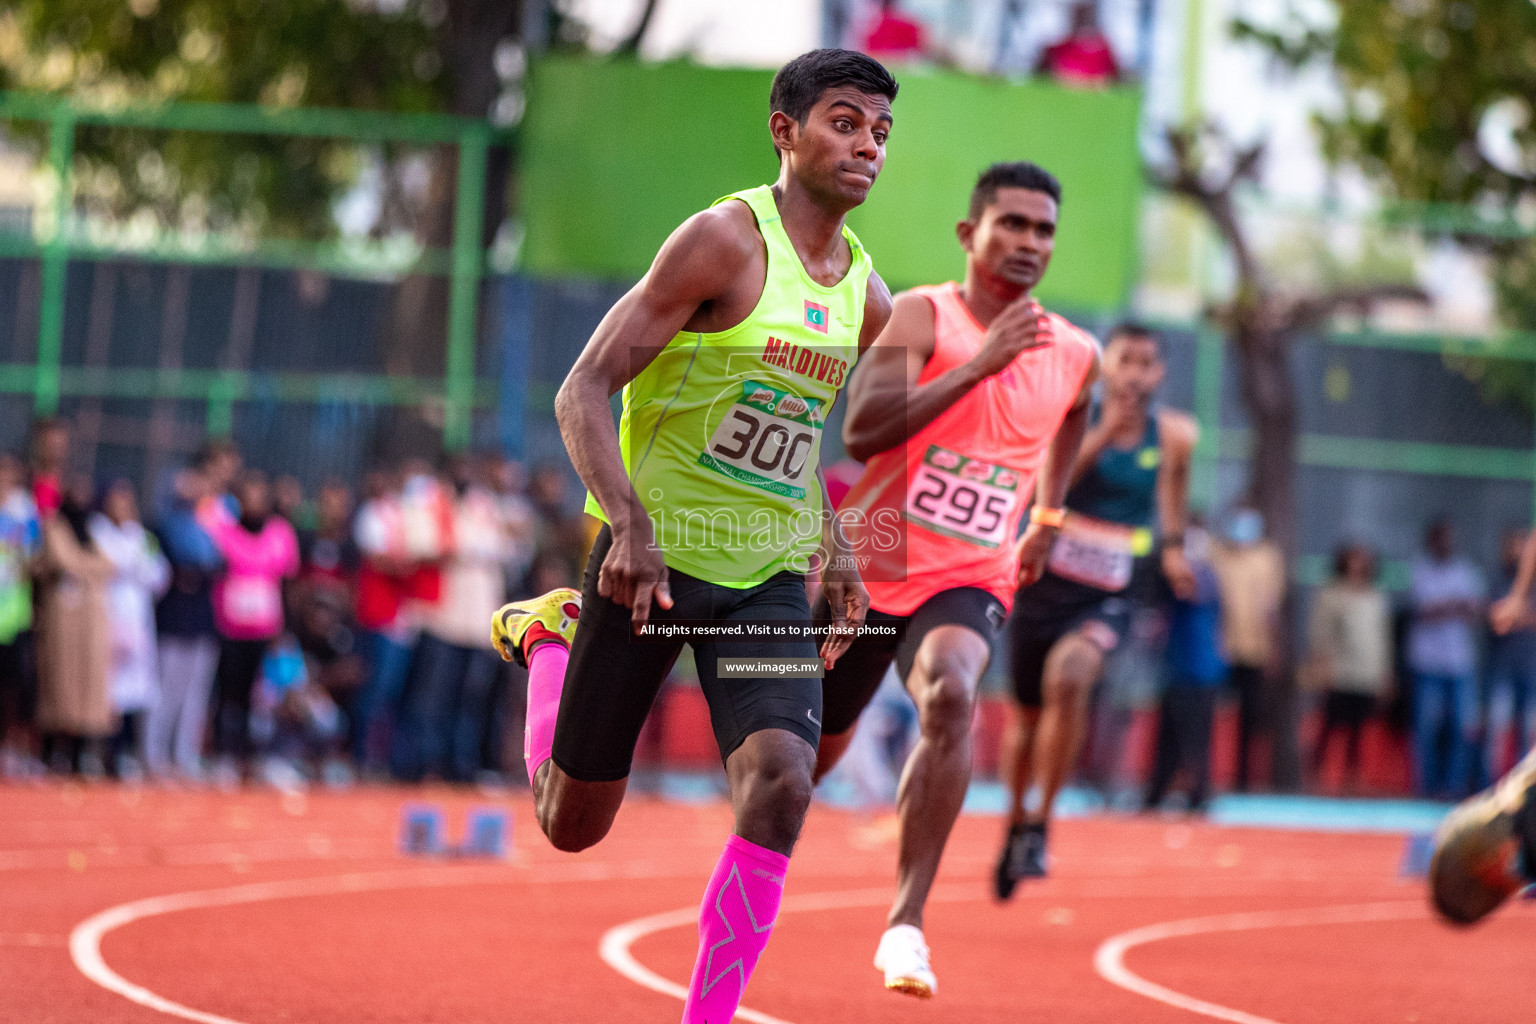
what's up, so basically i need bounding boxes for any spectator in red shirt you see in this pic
[860,0,929,63]
[1037,1,1121,87]
[28,417,69,520]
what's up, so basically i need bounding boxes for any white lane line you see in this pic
[597,906,726,1017]
[72,868,507,1024]
[597,886,907,1024]
[70,851,1428,1024]
[1092,901,1427,1024]
[68,859,718,1024]
[599,885,979,1024]
[604,891,1434,1024]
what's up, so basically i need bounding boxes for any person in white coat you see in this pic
[91,478,170,778]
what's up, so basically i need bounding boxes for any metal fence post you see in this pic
[1191,320,1224,509]
[445,124,490,451]
[35,105,74,416]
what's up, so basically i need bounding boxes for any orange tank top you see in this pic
[839,282,1097,615]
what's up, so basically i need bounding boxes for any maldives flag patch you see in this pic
[804,300,830,334]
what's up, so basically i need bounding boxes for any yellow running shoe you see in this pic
[491,588,582,667]
[1429,744,1536,925]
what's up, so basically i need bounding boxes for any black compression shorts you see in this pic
[1007,570,1133,708]
[816,587,1006,737]
[550,525,822,783]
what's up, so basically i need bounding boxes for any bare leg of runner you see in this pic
[888,626,992,929]
[1028,633,1103,824]
[683,729,815,1022]
[999,704,1041,827]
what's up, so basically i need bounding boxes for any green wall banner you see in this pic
[521,58,1142,312]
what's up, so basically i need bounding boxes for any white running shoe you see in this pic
[873,924,936,998]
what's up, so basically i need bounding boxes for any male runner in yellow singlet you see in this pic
[491,49,896,1024]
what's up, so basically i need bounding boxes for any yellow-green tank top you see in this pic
[583,184,872,587]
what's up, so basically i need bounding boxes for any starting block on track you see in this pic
[461,807,511,858]
[399,804,511,859]
[400,804,447,856]
[1399,832,1435,878]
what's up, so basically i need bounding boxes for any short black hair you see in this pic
[1106,321,1162,352]
[968,161,1062,219]
[770,48,898,132]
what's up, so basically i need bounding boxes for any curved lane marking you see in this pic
[72,868,510,1024]
[70,860,720,1024]
[607,893,1435,1024]
[598,886,904,1024]
[71,855,1430,1024]
[1093,900,1427,1024]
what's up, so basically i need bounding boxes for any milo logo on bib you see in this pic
[905,444,1020,549]
[698,379,823,500]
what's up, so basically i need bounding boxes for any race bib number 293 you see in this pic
[697,379,823,501]
[904,444,1021,549]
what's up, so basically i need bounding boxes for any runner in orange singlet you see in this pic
[811,162,1099,998]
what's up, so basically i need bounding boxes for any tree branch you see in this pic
[616,0,660,55]
[1286,284,1430,331]
[1150,125,1265,297]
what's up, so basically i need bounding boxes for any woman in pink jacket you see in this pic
[199,471,298,782]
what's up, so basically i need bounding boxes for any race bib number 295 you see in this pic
[904,444,1021,549]
[697,379,823,501]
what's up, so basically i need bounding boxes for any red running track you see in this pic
[1,780,1530,1023]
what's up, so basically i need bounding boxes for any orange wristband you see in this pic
[1030,506,1066,529]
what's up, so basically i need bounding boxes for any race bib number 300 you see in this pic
[904,445,1021,549]
[698,379,823,500]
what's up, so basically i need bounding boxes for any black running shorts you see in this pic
[550,525,822,783]
[1007,570,1133,708]
[816,587,1006,737]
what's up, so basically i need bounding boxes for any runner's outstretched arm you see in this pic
[842,291,1049,462]
[1016,349,1100,587]
[556,205,760,629]
[1155,409,1200,600]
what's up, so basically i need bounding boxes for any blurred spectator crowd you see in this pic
[854,0,1125,87]
[0,416,589,790]
[834,505,1534,811]
[1100,511,1531,810]
[1,414,1529,808]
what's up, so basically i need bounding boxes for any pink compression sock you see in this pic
[523,640,569,785]
[681,834,789,1024]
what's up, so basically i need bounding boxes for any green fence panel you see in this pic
[0,92,505,449]
[521,58,1142,309]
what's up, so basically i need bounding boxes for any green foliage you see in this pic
[1442,350,1536,416]
[1324,0,1536,405]
[1314,0,1536,206]
[1239,0,1536,410]
[1453,244,1536,415]
[1236,0,1536,260]
[0,0,449,238]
